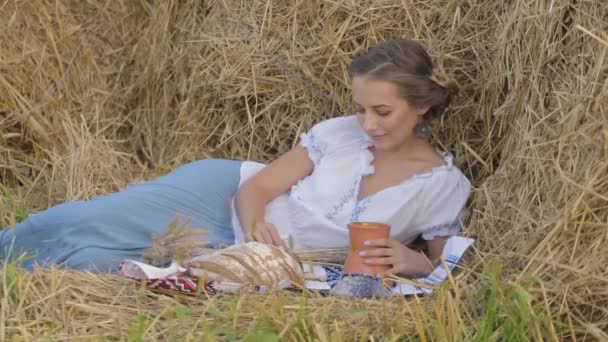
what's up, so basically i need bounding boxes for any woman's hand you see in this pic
[245,220,286,247]
[359,239,435,277]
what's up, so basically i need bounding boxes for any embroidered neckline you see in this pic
[356,135,455,204]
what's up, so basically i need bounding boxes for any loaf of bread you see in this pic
[187,242,304,286]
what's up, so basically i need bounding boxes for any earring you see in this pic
[415,120,432,139]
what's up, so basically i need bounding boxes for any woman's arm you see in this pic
[234,145,314,245]
[426,236,449,267]
[361,235,449,277]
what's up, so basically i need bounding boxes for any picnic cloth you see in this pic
[120,236,474,296]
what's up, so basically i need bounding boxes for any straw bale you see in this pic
[1,0,607,339]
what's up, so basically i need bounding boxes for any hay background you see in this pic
[1,0,607,340]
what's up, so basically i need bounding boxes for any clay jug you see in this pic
[343,222,391,276]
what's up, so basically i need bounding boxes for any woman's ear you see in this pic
[417,104,431,116]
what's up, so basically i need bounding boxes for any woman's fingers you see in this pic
[261,228,275,245]
[245,232,254,242]
[382,267,396,276]
[251,223,285,246]
[364,238,397,247]
[248,223,259,242]
[267,223,285,247]
[253,229,270,245]
[364,257,393,265]
[360,248,392,257]
[252,230,263,243]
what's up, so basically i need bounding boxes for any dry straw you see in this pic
[1,0,607,339]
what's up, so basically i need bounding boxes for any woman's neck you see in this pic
[373,136,431,162]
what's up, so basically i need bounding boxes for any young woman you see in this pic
[0,39,471,277]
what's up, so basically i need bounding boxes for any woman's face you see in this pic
[352,75,429,151]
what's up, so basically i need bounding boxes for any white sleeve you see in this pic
[299,115,359,165]
[420,171,472,241]
[299,128,326,165]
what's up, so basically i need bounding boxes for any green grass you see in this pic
[0,185,29,228]
[1,253,34,341]
[470,260,560,341]
[0,185,30,308]
[128,313,152,342]
[2,255,24,308]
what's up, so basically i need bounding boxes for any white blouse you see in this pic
[230,115,471,250]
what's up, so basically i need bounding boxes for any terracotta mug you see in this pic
[343,222,391,277]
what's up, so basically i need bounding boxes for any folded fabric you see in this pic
[120,236,474,296]
[304,236,474,295]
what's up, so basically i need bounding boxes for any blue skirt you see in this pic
[0,159,242,273]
